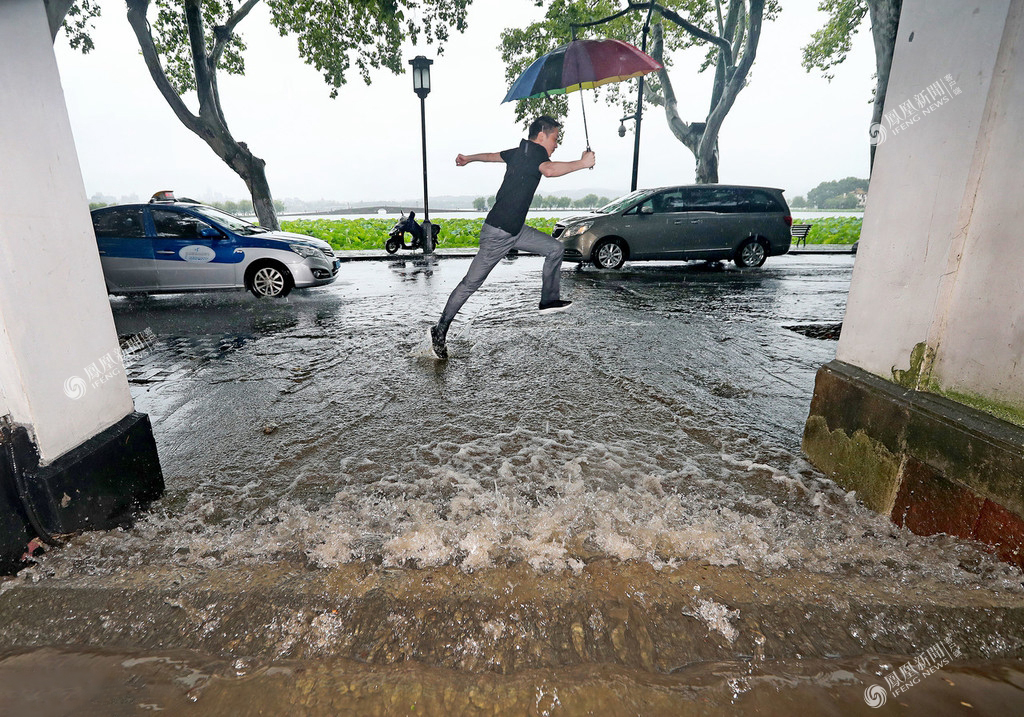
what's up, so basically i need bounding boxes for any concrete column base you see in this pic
[0,412,163,573]
[803,361,1024,569]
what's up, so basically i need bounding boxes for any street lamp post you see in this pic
[409,55,433,254]
[624,7,655,192]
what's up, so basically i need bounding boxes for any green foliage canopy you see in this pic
[807,176,868,207]
[801,0,867,81]
[500,1,781,123]
[499,1,779,184]
[59,0,473,230]
[499,1,700,129]
[281,217,560,250]
[797,216,861,244]
[137,0,471,99]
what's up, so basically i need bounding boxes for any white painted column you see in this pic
[836,0,1023,411]
[926,1,1024,405]
[0,0,134,463]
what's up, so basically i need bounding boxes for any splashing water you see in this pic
[17,257,1023,596]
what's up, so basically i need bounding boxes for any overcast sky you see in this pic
[54,0,877,205]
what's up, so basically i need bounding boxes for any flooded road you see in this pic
[3,254,1023,713]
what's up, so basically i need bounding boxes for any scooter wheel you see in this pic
[385,238,401,254]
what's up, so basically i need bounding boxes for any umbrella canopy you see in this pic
[502,38,663,103]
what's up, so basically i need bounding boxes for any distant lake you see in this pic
[284,209,863,221]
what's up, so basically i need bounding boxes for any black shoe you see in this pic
[428,325,448,359]
[538,299,573,314]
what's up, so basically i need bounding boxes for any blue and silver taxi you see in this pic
[91,192,340,298]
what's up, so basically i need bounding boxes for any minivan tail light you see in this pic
[784,215,793,227]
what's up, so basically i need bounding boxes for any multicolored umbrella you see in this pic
[502,38,663,149]
[503,39,662,102]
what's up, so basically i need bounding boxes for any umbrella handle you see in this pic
[579,89,593,165]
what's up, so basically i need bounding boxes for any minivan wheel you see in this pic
[734,238,767,268]
[248,263,293,298]
[593,238,626,270]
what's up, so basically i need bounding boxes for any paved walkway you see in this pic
[337,244,856,262]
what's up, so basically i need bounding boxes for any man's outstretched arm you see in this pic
[456,153,504,166]
[539,150,596,178]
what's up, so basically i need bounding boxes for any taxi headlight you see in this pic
[289,244,325,259]
[562,221,593,238]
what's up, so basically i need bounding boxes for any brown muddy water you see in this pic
[2,256,1023,714]
[4,647,1024,716]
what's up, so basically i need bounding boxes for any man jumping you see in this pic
[428,116,596,359]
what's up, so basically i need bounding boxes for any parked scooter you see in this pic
[385,211,440,254]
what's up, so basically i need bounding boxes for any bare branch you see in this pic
[649,22,698,151]
[126,0,205,137]
[628,2,733,67]
[211,0,260,67]
[182,0,218,118]
[207,0,261,131]
[701,0,764,158]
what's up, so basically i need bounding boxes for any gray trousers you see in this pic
[439,222,564,326]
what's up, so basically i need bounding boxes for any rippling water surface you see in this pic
[24,255,1021,588]
[5,255,1023,714]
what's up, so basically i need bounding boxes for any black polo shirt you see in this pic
[485,139,550,235]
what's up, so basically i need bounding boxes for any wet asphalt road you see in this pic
[27,253,1018,590]
[114,253,850,501]
[8,253,1024,714]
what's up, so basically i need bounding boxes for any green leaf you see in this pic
[801,0,868,81]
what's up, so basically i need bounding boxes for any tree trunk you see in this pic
[642,1,764,184]
[240,149,277,228]
[44,0,75,39]
[695,142,719,184]
[867,0,903,171]
[126,0,280,230]
[648,22,708,182]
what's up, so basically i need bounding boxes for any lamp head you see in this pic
[409,55,433,99]
[618,122,627,138]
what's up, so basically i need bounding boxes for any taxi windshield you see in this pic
[191,205,267,234]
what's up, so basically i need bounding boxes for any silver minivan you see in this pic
[555,185,792,269]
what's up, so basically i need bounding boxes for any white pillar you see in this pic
[0,0,134,463]
[924,2,1024,406]
[837,0,1019,409]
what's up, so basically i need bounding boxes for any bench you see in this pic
[791,223,813,247]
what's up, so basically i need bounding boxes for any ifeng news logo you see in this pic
[62,329,159,400]
[863,636,962,708]
[870,73,962,146]
[63,351,122,400]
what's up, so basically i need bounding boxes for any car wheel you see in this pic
[248,263,292,298]
[593,238,626,270]
[734,238,767,268]
[385,238,401,254]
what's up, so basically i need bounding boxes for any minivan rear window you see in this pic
[676,187,782,213]
[736,190,783,212]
